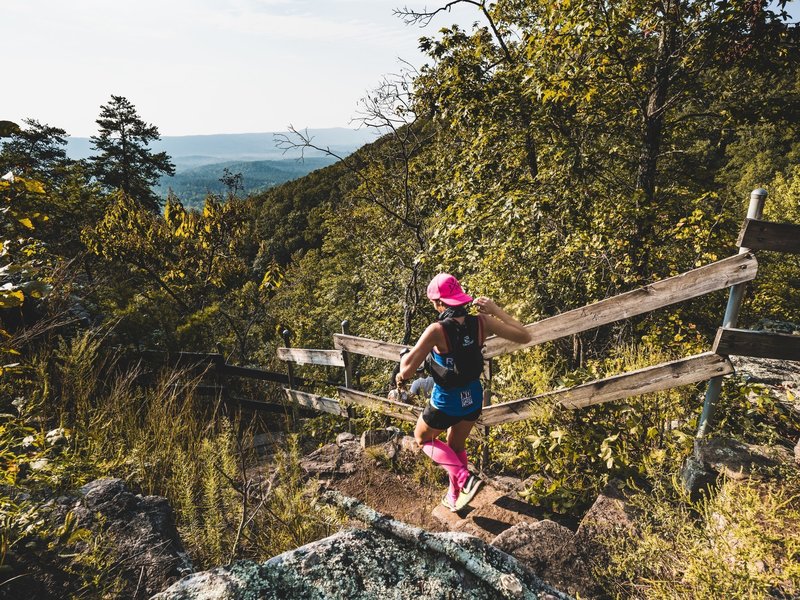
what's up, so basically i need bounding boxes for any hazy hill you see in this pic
[65,127,378,208]
[155,156,340,208]
[66,128,379,170]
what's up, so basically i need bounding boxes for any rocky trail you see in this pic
[7,358,797,599]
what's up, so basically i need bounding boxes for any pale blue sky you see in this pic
[4,1,797,138]
[3,0,478,137]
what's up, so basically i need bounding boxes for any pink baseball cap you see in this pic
[426,273,473,306]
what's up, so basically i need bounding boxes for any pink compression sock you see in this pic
[421,440,469,503]
[450,450,469,503]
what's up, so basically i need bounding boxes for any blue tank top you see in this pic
[429,349,483,416]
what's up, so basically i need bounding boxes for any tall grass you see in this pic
[9,329,340,572]
[598,471,800,599]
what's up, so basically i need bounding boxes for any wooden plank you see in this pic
[276,347,345,367]
[333,334,410,361]
[737,219,800,254]
[478,352,733,426]
[337,387,422,423]
[138,350,225,366]
[484,253,758,358]
[713,327,800,361]
[227,396,321,417]
[218,364,291,384]
[284,388,348,417]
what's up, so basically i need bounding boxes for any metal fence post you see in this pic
[341,320,356,433]
[696,188,767,438]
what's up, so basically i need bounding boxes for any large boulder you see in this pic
[693,436,795,481]
[492,520,601,599]
[1,478,190,600]
[731,355,800,418]
[574,480,637,566]
[153,493,571,600]
[74,479,192,596]
[299,440,364,476]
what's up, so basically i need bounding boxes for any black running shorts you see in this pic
[421,403,482,430]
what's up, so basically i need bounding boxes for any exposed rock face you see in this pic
[680,455,717,501]
[335,431,357,444]
[492,521,601,599]
[683,433,798,498]
[476,480,642,598]
[360,426,401,448]
[1,478,190,600]
[74,479,192,597]
[154,493,571,600]
[693,436,794,481]
[299,439,363,476]
[731,355,800,416]
[302,432,414,479]
[574,480,637,566]
[432,482,540,542]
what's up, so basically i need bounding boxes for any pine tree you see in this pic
[0,118,69,183]
[90,95,174,212]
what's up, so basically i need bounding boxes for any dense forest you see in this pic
[3,1,800,598]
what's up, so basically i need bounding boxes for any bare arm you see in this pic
[473,297,531,344]
[398,323,444,382]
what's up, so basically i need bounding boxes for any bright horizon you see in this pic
[5,1,797,139]
[3,0,479,138]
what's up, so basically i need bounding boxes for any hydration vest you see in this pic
[425,315,484,389]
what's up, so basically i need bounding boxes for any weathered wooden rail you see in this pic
[270,189,799,453]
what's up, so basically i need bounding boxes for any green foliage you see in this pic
[598,473,800,599]
[0,175,53,314]
[0,493,126,598]
[243,435,341,558]
[89,95,175,212]
[714,375,800,447]
[743,165,800,324]
[0,118,70,185]
[487,343,698,514]
[2,2,800,596]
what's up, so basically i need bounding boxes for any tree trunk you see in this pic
[633,6,677,280]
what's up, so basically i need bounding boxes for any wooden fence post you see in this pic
[481,358,493,469]
[282,328,298,425]
[697,188,767,438]
[341,320,356,433]
[282,329,295,389]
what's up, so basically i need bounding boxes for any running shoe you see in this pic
[454,475,482,510]
[461,473,482,496]
[441,493,459,512]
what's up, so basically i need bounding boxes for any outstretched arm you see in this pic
[473,297,531,344]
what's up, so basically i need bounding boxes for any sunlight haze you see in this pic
[3,0,478,137]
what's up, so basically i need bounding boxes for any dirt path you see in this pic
[302,435,550,542]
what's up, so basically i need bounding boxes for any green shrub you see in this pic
[599,472,800,599]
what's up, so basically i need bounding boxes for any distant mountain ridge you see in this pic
[65,127,378,208]
[155,156,340,207]
[66,128,378,169]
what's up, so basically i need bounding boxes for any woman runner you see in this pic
[397,273,531,511]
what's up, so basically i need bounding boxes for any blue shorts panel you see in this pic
[430,379,483,416]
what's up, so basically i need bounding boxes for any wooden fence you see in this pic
[270,189,799,455]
